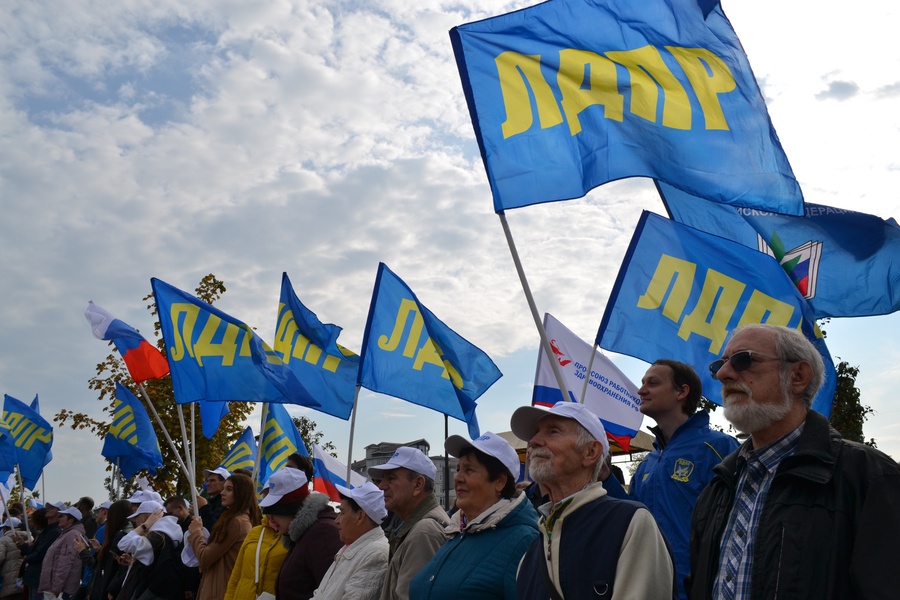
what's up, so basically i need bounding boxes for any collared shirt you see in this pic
[713,423,805,600]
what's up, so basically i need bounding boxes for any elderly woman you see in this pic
[188,473,260,600]
[261,468,343,600]
[312,482,389,600]
[410,432,539,599]
[39,506,87,599]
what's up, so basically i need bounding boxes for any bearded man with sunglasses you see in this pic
[687,324,900,600]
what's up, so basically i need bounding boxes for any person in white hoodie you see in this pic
[115,504,186,600]
[312,482,389,600]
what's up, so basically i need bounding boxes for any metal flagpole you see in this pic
[444,415,450,510]
[190,403,196,487]
[346,386,362,484]
[580,343,600,404]
[251,403,269,489]
[17,468,31,538]
[498,212,572,400]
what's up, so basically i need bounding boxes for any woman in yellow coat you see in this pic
[188,473,261,600]
[224,516,288,600]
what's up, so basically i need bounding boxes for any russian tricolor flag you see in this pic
[312,443,366,501]
[85,301,170,384]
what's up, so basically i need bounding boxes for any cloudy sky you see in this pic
[1,0,898,503]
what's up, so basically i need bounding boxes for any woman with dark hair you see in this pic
[188,473,260,600]
[74,499,133,600]
[18,508,57,600]
[410,432,539,600]
[285,453,314,480]
[261,468,343,600]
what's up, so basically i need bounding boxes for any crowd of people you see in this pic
[2,324,898,599]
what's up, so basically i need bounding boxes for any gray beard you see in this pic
[528,452,554,484]
[722,383,793,434]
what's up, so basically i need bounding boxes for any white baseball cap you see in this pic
[259,468,309,508]
[47,501,67,512]
[128,490,161,504]
[60,507,83,522]
[127,500,164,520]
[98,501,113,510]
[0,517,20,529]
[202,466,231,480]
[511,402,609,457]
[334,482,388,524]
[445,432,520,482]
[368,447,436,480]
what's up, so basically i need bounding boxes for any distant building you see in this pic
[351,438,458,511]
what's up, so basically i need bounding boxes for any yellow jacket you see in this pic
[224,521,288,600]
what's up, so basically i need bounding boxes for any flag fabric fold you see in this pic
[85,302,170,383]
[596,211,836,416]
[101,383,164,479]
[2,394,54,489]
[312,443,366,501]
[450,0,803,215]
[198,402,230,440]
[358,263,502,439]
[258,403,308,487]
[218,426,257,474]
[273,273,359,420]
[151,278,319,409]
[659,181,900,319]
[533,313,642,451]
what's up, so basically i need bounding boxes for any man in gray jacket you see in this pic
[371,447,449,600]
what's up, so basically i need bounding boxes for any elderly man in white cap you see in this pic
[313,482,389,600]
[371,447,449,600]
[512,401,676,600]
[39,506,86,599]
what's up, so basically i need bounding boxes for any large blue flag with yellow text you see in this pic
[358,263,502,438]
[29,395,52,465]
[596,211,836,416]
[274,274,359,420]
[450,0,802,215]
[2,395,53,489]
[151,278,320,410]
[101,383,164,479]
[219,426,257,474]
[258,403,308,486]
[658,181,900,319]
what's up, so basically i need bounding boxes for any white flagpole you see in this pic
[580,344,600,404]
[252,403,269,489]
[17,467,31,538]
[498,212,572,400]
[346,386,362,484]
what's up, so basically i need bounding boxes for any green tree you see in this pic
[829,360,876,447]
[292,416,337,457]
[55,274,254,498]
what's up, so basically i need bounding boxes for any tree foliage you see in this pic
[54,274,254,498]
[829,360,876,447]
[292,416,337,457]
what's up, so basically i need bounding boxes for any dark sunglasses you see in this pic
[708,350,780,377]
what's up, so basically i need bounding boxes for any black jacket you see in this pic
[688,410,900,600]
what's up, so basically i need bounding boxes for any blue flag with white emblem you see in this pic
[258,403,308,487]
[596,211,836,416]
[101,383,164,479]
[219,426,257,474]
[450,0,802,215]
[152,278,320,409]
[358,263,502,438]
[2,395,54,489]
[273,273,359,420]
[658,181,900,319]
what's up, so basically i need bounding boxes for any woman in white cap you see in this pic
[39,506,86,599]
[409,432,540,599]
[311,482,389,600]
[260,468,343,600]
[188,473,261,600]
[0,516,28,598]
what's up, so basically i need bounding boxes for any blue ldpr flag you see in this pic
[151,278,320,410]
[450,0,803,215]
[258,403,308,486]
[358,263,502,438]
[273,273,360,420]
[198,402,230,440]
[658,181,900,319]
[596,211,836,416]
[101,383,164,479]
[2,394,53,489]
[219,426,257,474]
[0,422,18,485]
[29,395,52,465]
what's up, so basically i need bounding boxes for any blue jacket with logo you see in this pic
[605,411,738,600]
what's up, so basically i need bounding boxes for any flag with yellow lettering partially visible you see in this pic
[2,394,53,489]
[450,0,803,215]
[151,278,320,409]
[101,383,163,479]
[358,263,502,439]
[596,211,835,415]
[258,403,307,486]
[218,426,257,474]
[273,273,359,420]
